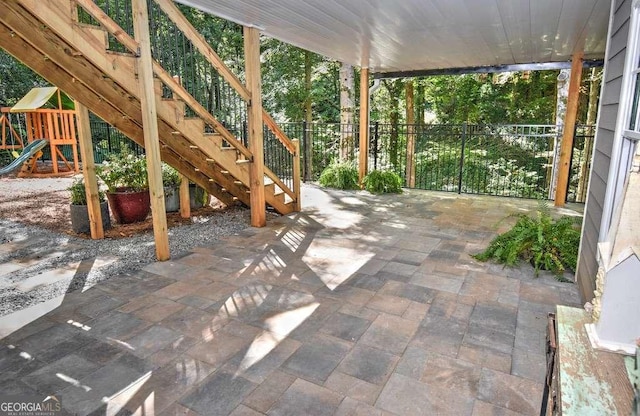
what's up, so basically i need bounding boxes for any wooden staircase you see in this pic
[0,0,299,215]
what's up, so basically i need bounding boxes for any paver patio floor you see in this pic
[0,185,582,415]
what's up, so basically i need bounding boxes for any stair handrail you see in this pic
[73,0,252,160]
[263,112,296,154]
[265,167,296,200]
[151,0,297,156]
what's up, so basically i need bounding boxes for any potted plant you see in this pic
[162,163,181,212]
[68,177,111,234]
[189,182,209,209]
[97,150,150,224]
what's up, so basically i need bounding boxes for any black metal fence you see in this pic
[89,114,144,162]
[283,122,594,203]
[2,106,593,203]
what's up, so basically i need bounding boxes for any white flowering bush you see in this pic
[96,150,148,192]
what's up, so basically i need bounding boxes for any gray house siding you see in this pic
[576,0,629,301]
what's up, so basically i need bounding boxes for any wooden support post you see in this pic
[555,51,584,207]
[132,0,170,260]
[243,26,266,227]
[75,100,104,239]
[405,81,416,188]
[292,138,301,212]
[359,67,370,184]
[179,174,190,218]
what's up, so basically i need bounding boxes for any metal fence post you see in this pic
[302,120,309,182]
[373,121,379,170]
[458,122,467,194]
[565,123,578,202]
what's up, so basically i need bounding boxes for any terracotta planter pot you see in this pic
[69,201,111,234]
[106,188,150,224]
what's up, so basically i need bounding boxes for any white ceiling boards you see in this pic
[176,0,610,74]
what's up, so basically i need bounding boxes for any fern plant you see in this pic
[319,161,360,190]
[473,203,581,278]
[363,170,403,194]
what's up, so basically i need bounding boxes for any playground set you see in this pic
[0,87,80,177]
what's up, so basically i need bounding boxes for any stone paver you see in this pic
[0,186,583,415]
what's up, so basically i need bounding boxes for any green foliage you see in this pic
[473,204,581,278]
[318,161,359,190]
[0,50,47,106]
[0,150,14,167]
[162,163,181,187]
[96,150,148,192]
[68,177,105,205]
[420,72,559,124]
[363,170,403,194]
[261,39,340,122]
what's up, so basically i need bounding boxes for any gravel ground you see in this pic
[0,176,258,317]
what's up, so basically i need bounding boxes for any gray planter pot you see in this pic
[190,184,208,209]
[164,186,180,212]
[70,201,111,234]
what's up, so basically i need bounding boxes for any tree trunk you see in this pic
[576,67,601,202]
[304,50,313,181]
[549,68,570,199]
[339,62,355,161]
[405,81,416,187]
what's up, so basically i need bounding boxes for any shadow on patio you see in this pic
[0,185,582,415]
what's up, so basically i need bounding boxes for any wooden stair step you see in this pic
[181,117,205,133]
[79,25,109,49]
[160,98,186,123]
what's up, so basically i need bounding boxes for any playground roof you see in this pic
[177,0,610,75]
[10,87,59,112]
[9,87,73,113]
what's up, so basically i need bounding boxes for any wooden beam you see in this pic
[132,0,170,260]
[292,138,301,211]
[75,100,104,239]
[179,174,190,218]
[243,26,266,227]
[555,51,584,207]
[374,59,604,79]
[405,81,416,188]
[359,67,370,184]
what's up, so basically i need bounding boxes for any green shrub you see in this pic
[363,170,403,194]
[68,177,106,205]
[162,163,181,187]
[96,149,148,192]
[472,203,581,278]
[319,161,359,190]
